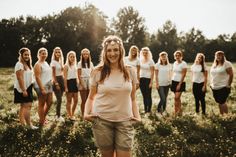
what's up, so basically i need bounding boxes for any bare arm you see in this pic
[63,65,68,92]
[131,81,141,121]
[149,66,154,88]
[226,67,233,87]
[34,63,46,95]
[203,70,208,91]
[16,69,28,97]
[83,85,97,121]
[155,69,159,89]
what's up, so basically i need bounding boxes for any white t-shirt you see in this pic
[14,62,33,93]
[172,61,187,82]
[77,61,94,78]
[34,61,52,88]
[66,65,77,80]
[191,64,207,83]
[124,57,140,70]
[155,63,172,86]
[140,60,155,78]
[210,61,232,90]
[50,60,63,76]
[90,67,137,122]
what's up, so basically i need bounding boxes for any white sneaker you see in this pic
[56,116,65,122]
[26,125,39,130]
[162,111,168,117]
[156,113,162,119]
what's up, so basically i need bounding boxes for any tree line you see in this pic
[0,4,236,67]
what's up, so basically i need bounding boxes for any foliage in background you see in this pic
[1,5,236,67]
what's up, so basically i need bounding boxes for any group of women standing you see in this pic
[124,45,234,117]
[13,35,233,157]
[14,47,94,128]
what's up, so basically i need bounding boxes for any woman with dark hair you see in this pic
[191,53,208,115]
[210,51,233,115]
[77,48,94,116]
[84,35,141,157]
[14,48,38,129]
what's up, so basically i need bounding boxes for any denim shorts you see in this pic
[79,77,90,90]
[34,81,53,96]
[92,118,134,151]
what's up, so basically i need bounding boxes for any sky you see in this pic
[0,0,236,39]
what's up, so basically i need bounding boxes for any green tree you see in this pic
[112,6,148,53]
[180,28,206,62]
[149,20,180,62]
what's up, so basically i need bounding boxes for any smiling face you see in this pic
[39,50,48,61]
[106,42,120,65]
[131,47,138,57]
[22,50,30,62]
[82,50,90,60]
[216,53,224,62]
[69,53,75,64]
[54,49,61,59]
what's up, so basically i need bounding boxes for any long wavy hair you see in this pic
[212,51,226,68]
[18,47,32,70]
[194,53,206,72]
[96,35,130,83]
[51,47,64,67]
[140,47,153,62]
[128,45,139,60]
[65,51,77,68]
[80,48,91,68]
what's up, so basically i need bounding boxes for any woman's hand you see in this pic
[131,116,141,122]
[84,114,98,122]
[22,90,28,97]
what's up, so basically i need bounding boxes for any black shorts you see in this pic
[14,84,33,104]
[67,79,78,92]
[211,87,231,104]
[171,80,186,92]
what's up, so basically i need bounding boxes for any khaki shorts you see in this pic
[92,118,134,151]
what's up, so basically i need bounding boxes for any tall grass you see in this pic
[0,63,235,157]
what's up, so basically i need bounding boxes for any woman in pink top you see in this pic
[84,35,141,157]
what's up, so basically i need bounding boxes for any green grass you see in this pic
[0,63,236,157]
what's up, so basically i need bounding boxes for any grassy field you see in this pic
[0,63,236,157]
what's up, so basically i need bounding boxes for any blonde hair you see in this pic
[51,47,64,67]
[96,35,129,83]
[140,47,153,62]
[37,47,48,59]
[128,45,139,59]
[212,51,226,68]
[18,47,32,70]
[80,48,92,68]
[158,51,170,65]
[65,51,77,68]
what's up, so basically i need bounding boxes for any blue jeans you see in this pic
[157,85,170,112]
